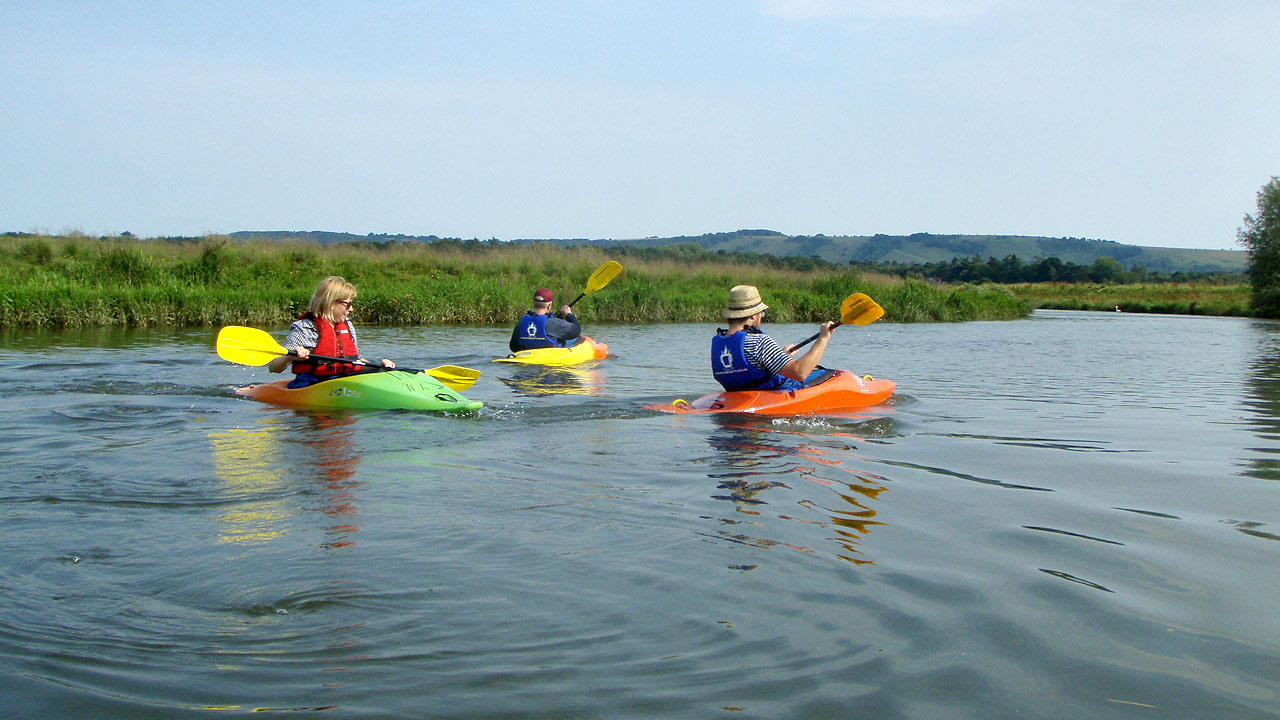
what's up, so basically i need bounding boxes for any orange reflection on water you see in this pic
[703,414,894,567]
[301,414,363,550]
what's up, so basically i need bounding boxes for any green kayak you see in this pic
[235,371,483,413]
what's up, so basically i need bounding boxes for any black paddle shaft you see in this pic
[790,321,845,353]
[298,351,421,374]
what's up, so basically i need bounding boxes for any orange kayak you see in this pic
[645,370,894,416]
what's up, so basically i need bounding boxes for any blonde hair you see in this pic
[309,276,357,322]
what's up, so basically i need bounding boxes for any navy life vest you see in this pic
[515,311,564,349]
[711,328,799,392]
[291,314,361,378]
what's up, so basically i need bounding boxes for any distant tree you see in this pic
[998,254,1023,282]
[1033,256,1064,282]
[1239,176,1280,317]
[1089,256,1124,283]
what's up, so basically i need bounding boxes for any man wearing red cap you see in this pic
[509,287,582,352]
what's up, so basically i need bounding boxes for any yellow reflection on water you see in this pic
[498,366,602,396]
[208,423,289,546]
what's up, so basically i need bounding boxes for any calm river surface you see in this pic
[1,310,1278,719]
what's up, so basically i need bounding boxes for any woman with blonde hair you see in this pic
[268,276,395,387]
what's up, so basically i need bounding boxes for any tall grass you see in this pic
[1007,282,1250,316]
[0,234,1030,327]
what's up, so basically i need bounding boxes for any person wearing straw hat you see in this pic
[510,287,582,353]
[711,284,837,392]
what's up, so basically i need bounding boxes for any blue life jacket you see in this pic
[515,312,563,349]
[711,328,801,392]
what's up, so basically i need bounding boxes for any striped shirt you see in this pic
[742,330,792,374]
[282,317,358,353]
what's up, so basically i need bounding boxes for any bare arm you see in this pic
[267,345,309,373]
[268,320,318,373]
[778,321,837,380]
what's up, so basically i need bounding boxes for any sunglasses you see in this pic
[334,299,353,308]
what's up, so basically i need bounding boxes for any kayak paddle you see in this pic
[418,364,484,391]
[567,260,623,307]
[215,325,482,391]
[790,293,885,351]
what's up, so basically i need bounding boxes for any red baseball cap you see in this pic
[534,288,553,302]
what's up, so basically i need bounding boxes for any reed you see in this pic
[0,234,1030,327]
[1007,282,1250,317]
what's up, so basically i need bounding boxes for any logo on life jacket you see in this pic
[526,324,538,337]
[719,346,735,370]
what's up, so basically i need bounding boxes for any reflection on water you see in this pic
[497,365,602,396]
[0,325,211,351]
[208,413,364,550]
[306,414,363,550]
[208,424,289,546]
[700,413,894,567]
[1245,322,1280,482]
[7,317,1280,718]
[206,412,370,706]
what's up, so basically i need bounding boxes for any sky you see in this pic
[3,1,1278,250]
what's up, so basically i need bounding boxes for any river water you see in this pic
[1,310,1277,719]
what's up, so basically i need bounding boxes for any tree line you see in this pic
[864,254,1241,285]
[601,241,1240,285]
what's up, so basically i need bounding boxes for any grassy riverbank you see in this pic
[0,234,1029,327]
[1007,282,1250,316]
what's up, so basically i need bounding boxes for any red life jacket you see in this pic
[291,313,362,377]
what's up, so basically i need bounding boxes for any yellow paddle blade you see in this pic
[584,260,623,294]
[424,365,481,392]
[840,293,884,326]
[216,326,289,366]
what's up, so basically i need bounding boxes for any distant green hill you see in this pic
[605,230,1246,275]
[230,229,1246,275]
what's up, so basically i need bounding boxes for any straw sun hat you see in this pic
[724,285,769,320]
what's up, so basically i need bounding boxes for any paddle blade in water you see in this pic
[585,261,623,294]
[216,326,289,366]
[841,293,885,326]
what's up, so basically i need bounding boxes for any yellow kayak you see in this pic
[493,336,609,367]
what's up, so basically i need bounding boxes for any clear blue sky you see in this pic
[3,1,1277,250]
